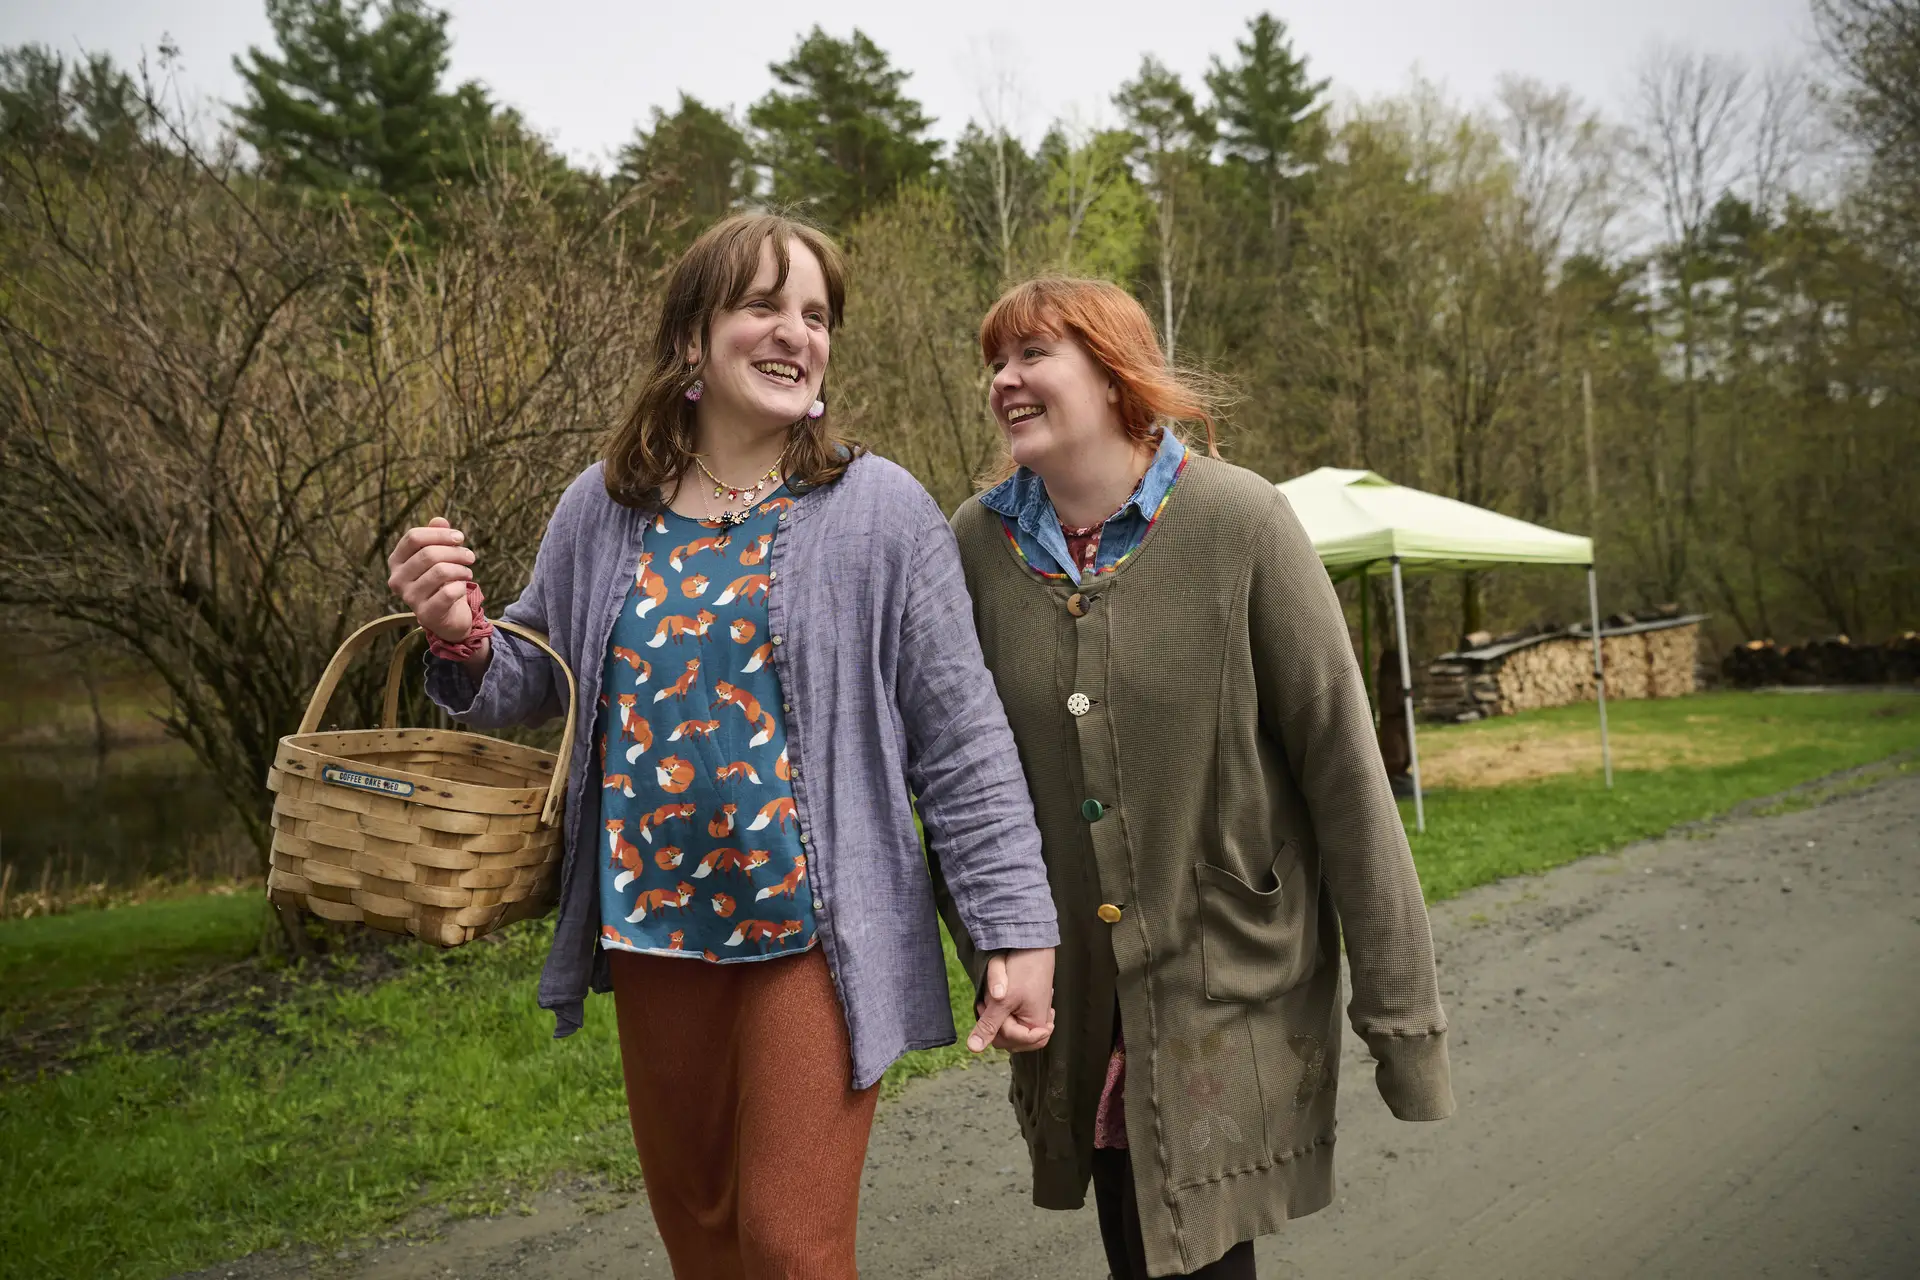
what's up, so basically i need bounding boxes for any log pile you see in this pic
[1720,633,1920,687]
[1422,611,1705,723]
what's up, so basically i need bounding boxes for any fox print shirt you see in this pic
[593,490,817,963]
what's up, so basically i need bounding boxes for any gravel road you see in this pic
[190,767,1920,1280]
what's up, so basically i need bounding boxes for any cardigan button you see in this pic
[1067,592,1089,617]
[1081,799,1105,821]
[1097,903,1123,924]
[1067,692,1091,716]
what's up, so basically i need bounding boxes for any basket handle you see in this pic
[296,612,578,827]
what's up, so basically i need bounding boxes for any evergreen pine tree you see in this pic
[1205,13,1327,238]
[748,28,938,229]
[234,0,492,217]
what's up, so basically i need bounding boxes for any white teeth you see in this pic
[1007,405,1044,423]
[753,361,801,383]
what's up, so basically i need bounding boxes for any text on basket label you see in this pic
[322,764,416,798]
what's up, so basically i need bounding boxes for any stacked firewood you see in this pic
[1721,633,1920,687]
[1422,614,1703,722]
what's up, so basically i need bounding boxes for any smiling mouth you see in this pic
[1005,404,1045,425]
[753,360,802,385]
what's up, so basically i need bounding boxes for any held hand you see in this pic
[387,517,478,641]
[967,948,1056,1054]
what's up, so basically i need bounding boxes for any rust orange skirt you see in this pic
[609,946,879,1279]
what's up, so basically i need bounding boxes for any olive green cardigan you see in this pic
[938,454,1453,1277]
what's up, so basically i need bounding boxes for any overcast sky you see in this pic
[3,0,1817,169]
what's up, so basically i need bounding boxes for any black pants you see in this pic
[1091,1146,1257,1279]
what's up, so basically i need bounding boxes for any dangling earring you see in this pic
[807,397,825,420]
[685,380,704,403]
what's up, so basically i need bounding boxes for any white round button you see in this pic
[1067,693,1091,717]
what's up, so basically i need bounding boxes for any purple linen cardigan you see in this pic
[426,452,1059,1089]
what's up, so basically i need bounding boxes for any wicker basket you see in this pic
[266,613,576,947]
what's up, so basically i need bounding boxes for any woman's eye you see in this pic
[988,361,1006,374]
[1024,347,1045,360]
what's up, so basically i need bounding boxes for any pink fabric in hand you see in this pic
[425,579,494,661]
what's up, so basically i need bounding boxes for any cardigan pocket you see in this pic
[1195,843,1318,1004]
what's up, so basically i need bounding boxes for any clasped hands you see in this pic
[966,947,1056,1054]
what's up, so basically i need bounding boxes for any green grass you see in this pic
[1,689,1913,1280]
[0,890,265,998]
[0,906,985,1280]
[1402,690,1919,901]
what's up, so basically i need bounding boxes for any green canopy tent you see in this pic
[1274,467,1611,831]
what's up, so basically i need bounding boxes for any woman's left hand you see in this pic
[967,948,1056,1053]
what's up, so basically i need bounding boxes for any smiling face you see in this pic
[987,326,1125,476]
[693,236,831,431]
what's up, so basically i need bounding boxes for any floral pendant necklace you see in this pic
[693,448,786,527]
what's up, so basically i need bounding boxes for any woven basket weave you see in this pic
[266,613,576,947]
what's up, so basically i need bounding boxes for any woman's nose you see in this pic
[991,366,1019,397]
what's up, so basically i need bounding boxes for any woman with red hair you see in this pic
[938,277,1455,1278]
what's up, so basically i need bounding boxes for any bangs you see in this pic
[979,280,1066,363]
[716,218,847,329]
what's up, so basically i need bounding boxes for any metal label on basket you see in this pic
[321,764,416,798]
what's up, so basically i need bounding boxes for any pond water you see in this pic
[0,740,252,897]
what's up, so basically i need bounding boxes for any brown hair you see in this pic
[977,276,1219,484]
[605,212,859,507]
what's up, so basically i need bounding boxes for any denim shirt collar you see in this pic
[979,428,1188,534]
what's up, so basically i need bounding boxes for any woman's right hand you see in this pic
[387,518,490,671]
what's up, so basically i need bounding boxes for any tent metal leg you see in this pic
[1391,557,1424,833]
[1360,564,1374,722]
[1587,565,1613,789]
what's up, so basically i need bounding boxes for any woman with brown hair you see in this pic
[384,213,1059,1277]
[940,277,1454,1278]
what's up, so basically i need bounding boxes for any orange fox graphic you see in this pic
[655,755,695,794]
[742,641,774,674]
[669,534,731,571]
[652,658,701,704]
[667,930,685,951]
[730,617,757,644]
[625,880,696,923]
[708,803,737,837]
[611,645,651,683]
[649,610,717,649]
[758,496,795,516]
[682,574,710,598]
[713,681,777,747]
[713,574,772,606]
[694,846,768,880]
[601,924,636,948]
[755,854,807,902]
[739,532,774,566]
[668,718,721,742]
[774,747,792,782]
[715,760,761,786]
[603,773,635,798]
[747,796,798,833]
[710,892,736,918]
[615,694,653,763]
[637,802,698,844]
[651,514,669,534]
[606,818,645,891]
[727,919,803,949]
[654,844,684,871]
[634,553,668,618]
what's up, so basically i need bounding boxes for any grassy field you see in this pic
[0,689,1914,1280]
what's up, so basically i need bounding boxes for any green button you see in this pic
[1081,799,1105,822]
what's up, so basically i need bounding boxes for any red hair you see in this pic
[978,277,1218,479]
